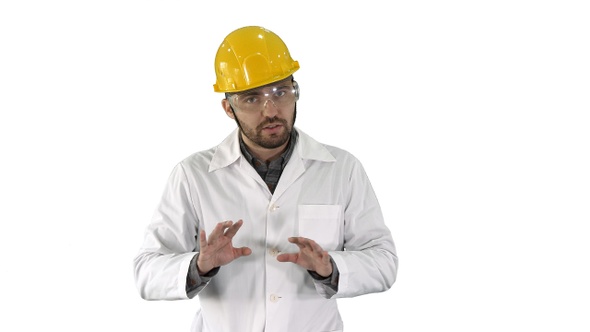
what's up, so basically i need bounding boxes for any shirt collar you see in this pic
[209,127,335,172]
[238,130,298,170]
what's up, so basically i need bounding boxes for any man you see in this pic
[134,26,398,332]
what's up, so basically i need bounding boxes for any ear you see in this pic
[221,99,235,119]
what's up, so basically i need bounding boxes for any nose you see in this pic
[262,99,279,117]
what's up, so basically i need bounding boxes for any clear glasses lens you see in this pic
[230,82,298,112]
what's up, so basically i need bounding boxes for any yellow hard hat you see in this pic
[213,26,300,93]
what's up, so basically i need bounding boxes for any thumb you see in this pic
[276,253,297,263]
[236,247,252,257]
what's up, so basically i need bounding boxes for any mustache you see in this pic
[257,117,288,130]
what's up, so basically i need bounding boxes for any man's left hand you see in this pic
[276,237,332,277]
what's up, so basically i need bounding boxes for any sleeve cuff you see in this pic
[186,254,220,297]
[307,257,339,290]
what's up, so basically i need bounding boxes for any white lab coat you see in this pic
[134,128,398,332]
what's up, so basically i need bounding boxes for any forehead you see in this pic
[236,77,293,95]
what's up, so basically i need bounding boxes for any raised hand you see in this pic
[197,220,252,275]
[276,237,333,277]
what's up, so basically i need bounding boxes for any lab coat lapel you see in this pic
[272,128,336,202]
[239,156,272,194]
[209,129,271,195]
[271,147,305,203]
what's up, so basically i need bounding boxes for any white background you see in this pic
[1,1,589,331]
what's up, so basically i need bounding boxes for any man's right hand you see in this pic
[197,220,252,275]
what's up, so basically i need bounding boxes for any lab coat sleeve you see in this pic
[133,163,201,300]
[324,158,398,299]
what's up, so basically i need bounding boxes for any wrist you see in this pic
[197,262,212,276]
[316,263,333,278]
[196,255,214,276]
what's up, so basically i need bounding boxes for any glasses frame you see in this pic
[227,80,299,112]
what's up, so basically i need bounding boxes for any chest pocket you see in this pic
[298,205,343,251]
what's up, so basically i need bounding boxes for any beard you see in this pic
[233,108,297,149]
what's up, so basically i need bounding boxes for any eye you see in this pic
[274,88,290,98]
[244,96,258,104]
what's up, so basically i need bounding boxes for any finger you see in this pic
[296,237,325,253]
[276,253,298,263]
[209,220,233,242]
[292,241,307,250]
[199,229,207,248]
[307,239,325,253]
[289,237,314,251]
[288,237,306,246]
[224,219,244,239]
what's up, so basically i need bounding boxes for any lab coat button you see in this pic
[270,294,281,303]
[269,204,279,212]
[269,248,280,256]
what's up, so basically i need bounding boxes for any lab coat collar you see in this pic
[208,127,335,172]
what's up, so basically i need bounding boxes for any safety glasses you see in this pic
[228,80,299,113]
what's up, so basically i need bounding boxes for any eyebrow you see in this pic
[239,83,291,97]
